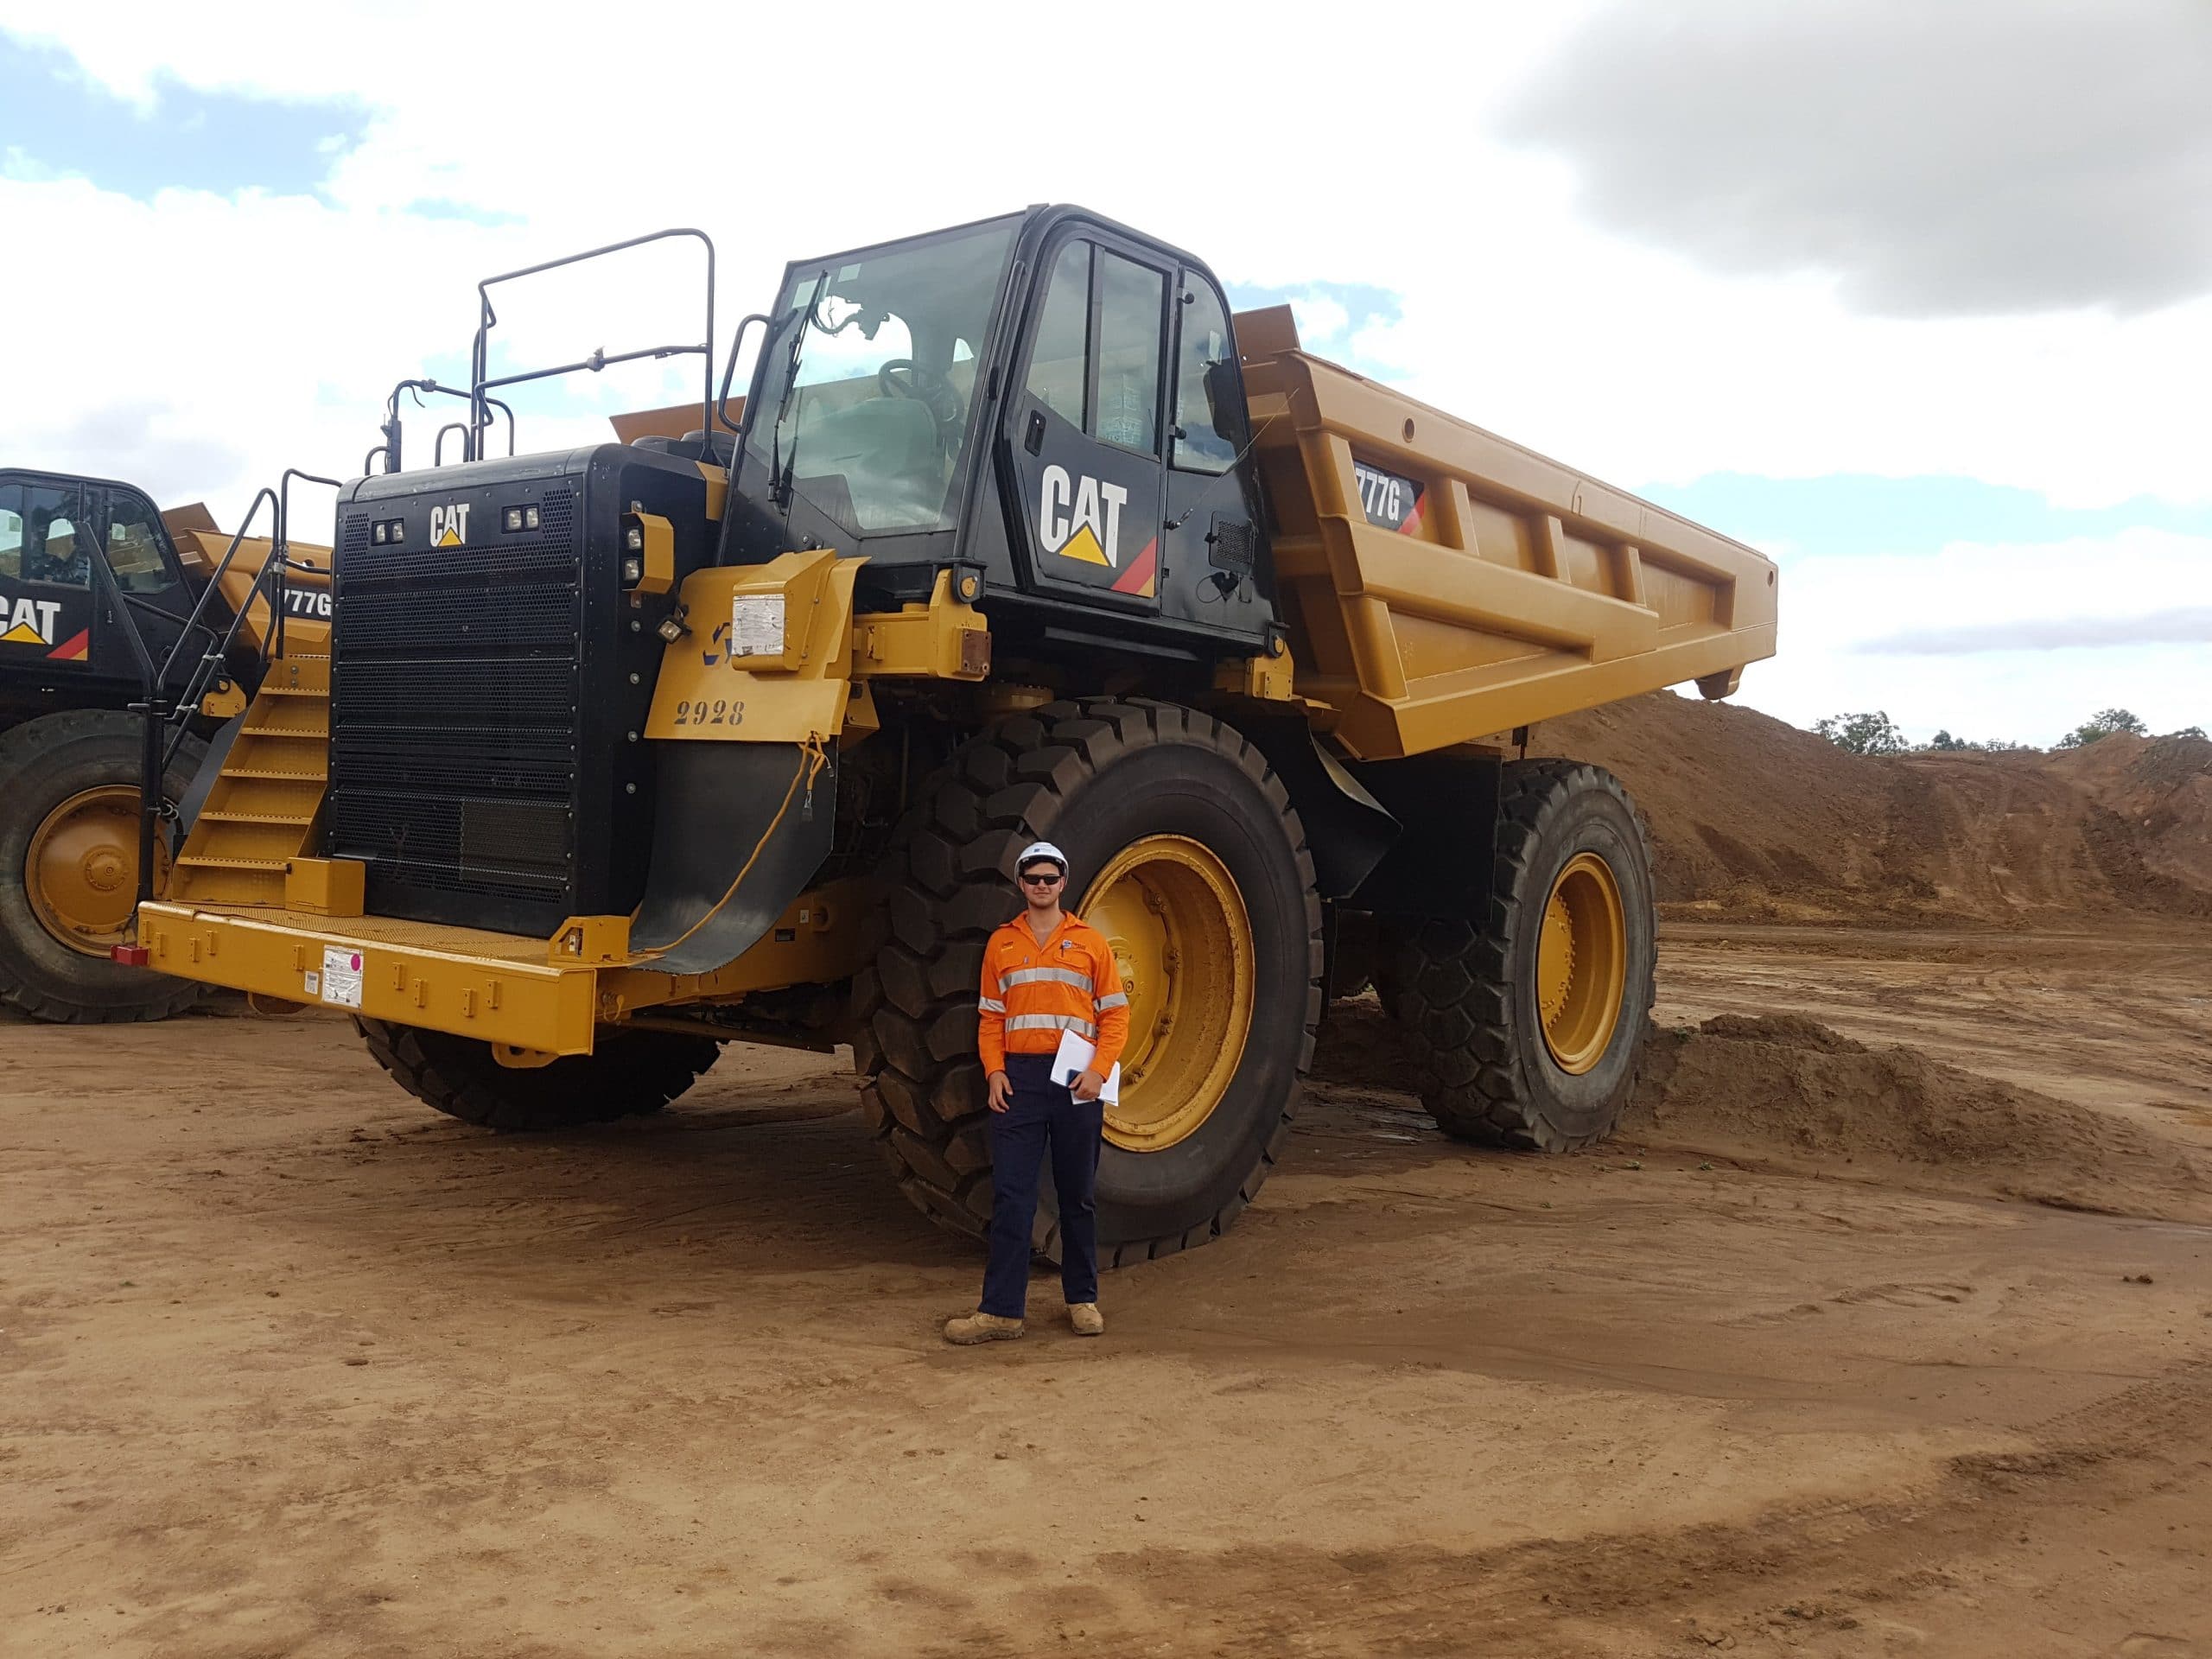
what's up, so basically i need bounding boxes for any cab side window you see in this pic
[1025,240,1091,428]
[104,492,178,594]
[1093,252,1164,454]
[0,486,22,582]
[1025,241,1169,456]
[1172,274,1240,474]
[14,485,89,588]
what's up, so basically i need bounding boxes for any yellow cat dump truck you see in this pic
[1,469,331,1020]
[130,210,1774,1264]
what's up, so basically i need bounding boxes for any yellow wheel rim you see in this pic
[24,785,166,957]
[1080,835,1253,1153]
[1535,850,1627,1075]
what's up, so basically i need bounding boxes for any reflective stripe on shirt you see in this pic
[1003,965,1095,994]
[977,996,1007,1014]
[1004,1012,1097,1038]
[1093,991,1128,1010]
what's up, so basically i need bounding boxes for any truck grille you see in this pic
[327,487,583,928]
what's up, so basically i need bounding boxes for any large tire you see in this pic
[1376,760,1655,1151]
[0,709,206,1023]
[353,1018,721,1129]
[854,698,1323,1266]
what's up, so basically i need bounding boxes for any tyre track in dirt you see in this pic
[4,922,2210,1656]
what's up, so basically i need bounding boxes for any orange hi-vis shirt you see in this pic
[976,912,1130,1077]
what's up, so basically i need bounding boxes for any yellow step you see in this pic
[195,809,319,826]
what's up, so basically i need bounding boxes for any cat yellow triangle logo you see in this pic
[0,623,42,645]
[429,503,471,547]
[1058,522,1111,567]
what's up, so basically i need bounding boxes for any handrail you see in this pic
[156,486,277,691]
[99,529,168,914]
[716,311,769,437]
[467,227,716,464]
[365,378,517,474]
[433,423,473,467]
[273,469,340,663]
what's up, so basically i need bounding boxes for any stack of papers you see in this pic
[1050,1028,1122,1105]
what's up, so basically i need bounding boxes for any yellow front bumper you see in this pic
[140,902,603,1052]
[137,880,861,1055]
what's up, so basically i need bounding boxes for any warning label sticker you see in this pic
[321,946,365,1009]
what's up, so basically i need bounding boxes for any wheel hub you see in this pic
[23,785,166,957]
[1534,850,1627,1075]
[1080,835,1253,1153]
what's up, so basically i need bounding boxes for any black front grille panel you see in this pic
[337,577,579,658]
[334,725,575,796]
[335,658,580,725]
[329,485,588,931]
[326,791,573,904]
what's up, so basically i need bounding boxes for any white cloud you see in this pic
[1732,528,2212,744]
[1287,294,1351,343]
[0,0,2205,760]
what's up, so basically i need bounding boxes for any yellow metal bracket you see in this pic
[852,569,992,683]
[1213,638,1299,702]
[550,915,632,965]
[629,512,676,597]
[199,679,249,721]
[646,550,862,744]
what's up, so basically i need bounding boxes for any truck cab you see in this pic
[1,470,201,722]
[722,207,1276,664]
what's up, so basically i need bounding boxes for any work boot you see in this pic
[1068,1302,1105,1338]
[943,1311,1025,1345]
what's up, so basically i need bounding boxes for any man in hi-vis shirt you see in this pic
[944,842,1130,1344]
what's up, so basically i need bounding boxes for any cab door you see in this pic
[91,484,198,688]
[1001,233,1172,608]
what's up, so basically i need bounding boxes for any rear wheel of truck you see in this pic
[855,699,1324,1265]
[1376,760,1655,1151]
[0,709,206,1024]
[353,1019,721,1130]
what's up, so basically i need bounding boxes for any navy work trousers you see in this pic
[980,1052,1103,1319]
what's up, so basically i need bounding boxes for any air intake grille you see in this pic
[327,486,585,928]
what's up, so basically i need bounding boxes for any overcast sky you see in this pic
[2,0,2206,746]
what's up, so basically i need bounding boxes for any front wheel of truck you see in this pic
[1376,760,1656,1152]
[353,1019,721,1130]
[854,698,1324,1266]
[0,709,206,1023]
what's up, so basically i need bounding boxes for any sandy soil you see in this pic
[4,921,2209,1657]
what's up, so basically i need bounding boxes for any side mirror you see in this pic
[1203,359,1250,459]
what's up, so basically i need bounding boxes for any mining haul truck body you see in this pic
[1,468,330,1020]
[130,207,1775,1263]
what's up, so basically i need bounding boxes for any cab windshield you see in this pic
[750,218,1017,535]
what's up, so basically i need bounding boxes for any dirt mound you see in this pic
[2044,732,2212,892]
[1311,1001,2212,1222]
[1531,693,2212,921]
[1624,1014,2212,1224]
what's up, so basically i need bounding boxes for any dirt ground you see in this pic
[4,919,2209,1657]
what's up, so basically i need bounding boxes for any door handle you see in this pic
[1024,411,1046,456]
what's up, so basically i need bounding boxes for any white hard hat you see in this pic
[1015,841,1069,874]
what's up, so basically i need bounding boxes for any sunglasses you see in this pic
[1019,870,1065,886]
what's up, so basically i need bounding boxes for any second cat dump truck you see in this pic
[2,469,330,1020]
[130,207,1776,1265]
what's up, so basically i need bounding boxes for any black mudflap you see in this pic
[629,741,837,976]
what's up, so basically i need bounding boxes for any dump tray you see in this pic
[1236,308,1777,760]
